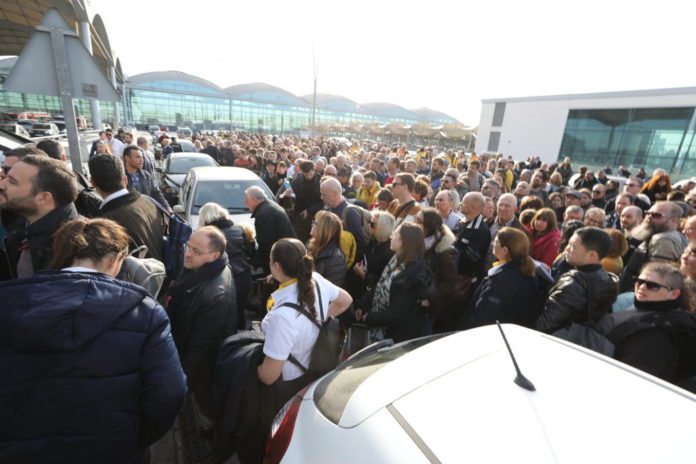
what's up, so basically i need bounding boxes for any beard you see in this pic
[630,222,654,242]
[0,191,38,219]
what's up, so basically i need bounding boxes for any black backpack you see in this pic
[281,282,345,377]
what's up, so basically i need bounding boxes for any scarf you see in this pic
[371,255,404,314]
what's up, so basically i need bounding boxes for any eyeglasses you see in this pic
[635,277,674,291]
[626,183,639,188]
[183,243,213,257]
[592,190,604,195]
[392,182,403,187]
[1,165,11,174]
[645,211,668,219]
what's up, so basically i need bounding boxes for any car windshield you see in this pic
[33,124,50,130]
[191,179,271,214]
[168,156,216,174]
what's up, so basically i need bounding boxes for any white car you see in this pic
[174,166,275,229]
[266,325,696,463]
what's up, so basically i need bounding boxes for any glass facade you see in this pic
[559,107,696,175]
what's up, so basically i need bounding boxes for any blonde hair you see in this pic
[371,210,395,242]
[309,210,342,258]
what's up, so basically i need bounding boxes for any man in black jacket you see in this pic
[0,155,78,279]
[122,145,171,212]
[289,160,322,242]
[536,227,618,333]
[167,226,237,419]
[245,186,296,274]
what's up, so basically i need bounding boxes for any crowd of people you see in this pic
[1,129,696,462]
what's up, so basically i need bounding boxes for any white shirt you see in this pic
[101,188,130,208]
[262,272,340,381]
[109,138,125,157]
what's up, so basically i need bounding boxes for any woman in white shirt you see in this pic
[258,238,352,387]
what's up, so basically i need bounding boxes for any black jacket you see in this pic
[290,172,322,215]
[597,299,696,388]
[464,259,542,329]
[455,214,491,279]
[252,200,296,273]
[0,271,186,463]
[3,203,79,279]
[536,263,618,333]
[209,218,253,276]
[366,258,435,343]
[363,239,394,288]
[167,255,237,415]
[313,243,346,288]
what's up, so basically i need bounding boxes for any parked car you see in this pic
[0,123,31,137]
[148,125,160,135]
[16,120,35,131]
[173,166,275,229]
[178,127,192,138]
[29,123,60,138]
[157,152,218,205]
[266,324,696,464]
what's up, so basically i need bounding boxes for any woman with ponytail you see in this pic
[463,227,543,329]
[0,218,186,462]
[258,238,352,388]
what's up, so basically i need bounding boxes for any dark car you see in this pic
[157,152,218,204]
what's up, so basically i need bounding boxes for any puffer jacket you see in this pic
[209,218,253,276]
[0,271,186,463]
[535,264,619,333]
[313,243,346,288]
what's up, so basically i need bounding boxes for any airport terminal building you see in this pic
[477,87,696,177]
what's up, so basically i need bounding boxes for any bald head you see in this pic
[320,177,344,208]
[620,205,643,232]
[461,191,485,219]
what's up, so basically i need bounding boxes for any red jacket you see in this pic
[532,228,561,267]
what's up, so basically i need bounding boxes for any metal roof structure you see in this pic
[0,0,117,82]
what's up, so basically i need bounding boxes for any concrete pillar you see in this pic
[110,66,120,128]
[79,21,102,129]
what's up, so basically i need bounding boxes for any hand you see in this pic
[265,274,275,284]
[354,309,364,322]
[353,261,366,279]
[300,210,308,219]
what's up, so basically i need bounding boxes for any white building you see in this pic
[476,87,696,176]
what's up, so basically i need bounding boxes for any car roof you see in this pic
[190,166,263,181]
[169,151,215,160]
[312,325,695,434]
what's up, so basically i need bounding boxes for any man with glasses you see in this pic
[682,215,696,244]
[620,201,688,292]
[166,226,237,420]
[591,184,607,209]
[387,173,421,227]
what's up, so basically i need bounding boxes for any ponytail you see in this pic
[271,238,317,318]
[297,255,317,319]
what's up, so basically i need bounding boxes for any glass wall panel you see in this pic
[559,107,694,175]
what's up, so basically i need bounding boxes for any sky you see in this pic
[88,0,696,126]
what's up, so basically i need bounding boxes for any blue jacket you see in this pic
[0,271,187,463]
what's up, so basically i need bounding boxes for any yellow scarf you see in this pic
[266,278,298,312]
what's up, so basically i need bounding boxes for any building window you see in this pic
[558,107,695,174]
[488,131,501,152]
[492,102,506,127]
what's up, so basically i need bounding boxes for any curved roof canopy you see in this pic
[301,93,362,113]
[225,83,308,106]
[129,71,224,96]
[409,107,459,124]
[0,1,116,80]
[360,102,420,121]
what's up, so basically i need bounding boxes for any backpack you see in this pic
[338,204,370,268]
[341,204,371,235]
[74,187,103,218]
[116,245,167,297]
[144,195,192,279]
[281,282,345,377]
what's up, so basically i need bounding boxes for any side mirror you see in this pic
[173,205,185,214]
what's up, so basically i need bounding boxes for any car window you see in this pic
[168,156,216,174]
[33,124,50,130]
[313,334,450,425]
[192,179,270,214]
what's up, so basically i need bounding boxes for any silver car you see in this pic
[173,166,275,229]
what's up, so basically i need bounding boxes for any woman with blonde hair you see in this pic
[353,210,396,295]
[308,210,346,287]
[464,227,543,329]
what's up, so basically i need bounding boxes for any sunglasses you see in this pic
[368,220,376,227]
[645,211,668,219]
[1,165,11,174]
[634,277,674,291]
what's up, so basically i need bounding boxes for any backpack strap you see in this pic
[277,280,325,372]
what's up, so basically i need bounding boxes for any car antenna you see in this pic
[496,321,535,392]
